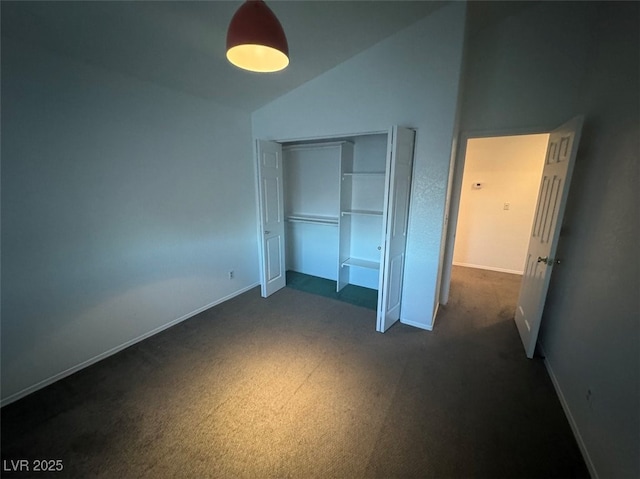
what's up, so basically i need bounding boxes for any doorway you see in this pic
[452,134,549,277]
[440,132,550,318]
[440,118,583,357]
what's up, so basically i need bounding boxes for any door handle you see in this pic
[264,230,271,235]
[537,256,560,265]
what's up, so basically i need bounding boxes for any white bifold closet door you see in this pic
[376,126,415,332]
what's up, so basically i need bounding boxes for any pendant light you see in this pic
[226,0,289,73]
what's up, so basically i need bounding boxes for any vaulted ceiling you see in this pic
[2,1,532,112]
[2,1,449,111]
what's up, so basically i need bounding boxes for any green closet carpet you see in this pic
[286,271,378,310]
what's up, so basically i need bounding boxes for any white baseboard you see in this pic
[401,317,434,331]
[431,302,439,329]
[400,302,438,331]
[452,261,523,275]
[1,283,259,407]
[540,344,599,479]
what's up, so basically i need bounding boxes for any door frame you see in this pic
[438,126,551,308]
[254,130,388,296]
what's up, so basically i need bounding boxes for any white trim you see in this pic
[283,141,352,152]
[460,126,551,140]
[540,343,599,479]
[400,317,433,331]
[0,283,259,407]
[399,302,438,331]
[274,129,388,145]
[452,261,523,276]
[431,301,439,330]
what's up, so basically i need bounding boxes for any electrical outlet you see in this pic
[228,270,234,280]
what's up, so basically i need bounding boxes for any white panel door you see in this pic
[377,126,415,332]
[257,140,286,297]
[515,117,583,357]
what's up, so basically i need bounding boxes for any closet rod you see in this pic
[286,215,339,226]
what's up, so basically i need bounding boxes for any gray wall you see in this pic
[458,2,639,477]
[253,3,467,330]
[1,40,259,403]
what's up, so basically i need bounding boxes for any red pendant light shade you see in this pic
[226,0,289,73]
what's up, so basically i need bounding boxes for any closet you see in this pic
[256,126,415,332]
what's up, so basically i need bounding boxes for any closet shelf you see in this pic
[286,214,339,226]
[342,172,385,177]
[341,209,383,217]
[341,258,380,271]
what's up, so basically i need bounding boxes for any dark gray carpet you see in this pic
[1,266,589,478]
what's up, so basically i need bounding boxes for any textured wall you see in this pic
[539,3,639,478]
[457,2,639,477]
